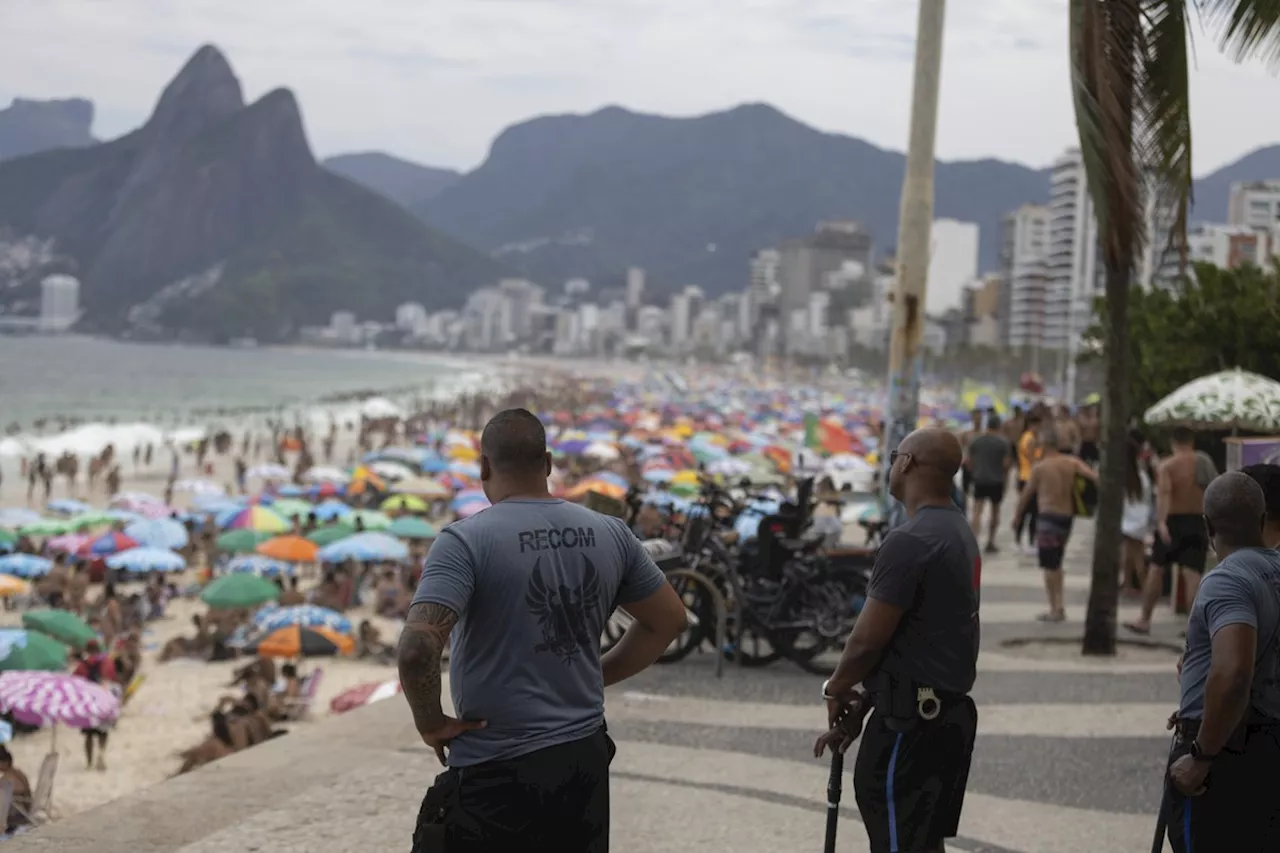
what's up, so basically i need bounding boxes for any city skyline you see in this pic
[4,0,1280,174]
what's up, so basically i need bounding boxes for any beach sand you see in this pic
[0,427,408,819]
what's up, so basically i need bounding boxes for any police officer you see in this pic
[814,427,983,845]
[818,427,981,853]
[1164,472,1280,853]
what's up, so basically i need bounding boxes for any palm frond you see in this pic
[1198,0,1280,66]
[1070,0,1146,269]
[1136,0,1193,273]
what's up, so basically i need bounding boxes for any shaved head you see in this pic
[1204,471,1267,547]
[480,408,549,476]
[891,428,963,504]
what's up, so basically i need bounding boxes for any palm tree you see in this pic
[1071,2,1280,654]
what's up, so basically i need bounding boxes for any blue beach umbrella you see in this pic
[0,554,52,578]
[253,604,352,635]
[47,499,92,516]
[312,499,353,522]
[317,532,409,563]
[0,510,42,530]
[224,555,295,577]
[106,547,185,573]
[125,518,189,550]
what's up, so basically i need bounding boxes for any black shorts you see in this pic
[1036,512,1073,571]
[1155,514,1208,572]
[854,699,978,853]
[1167,724,1280,853]
[1079,441,1100,465]
[972,482,1005,504]
[438,727,615,853]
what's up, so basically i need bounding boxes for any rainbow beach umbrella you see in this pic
[220,506,290,534]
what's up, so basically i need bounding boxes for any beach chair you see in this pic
[281,667,324,721]
[12,752,58,825]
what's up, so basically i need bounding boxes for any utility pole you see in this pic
[881,0,947,501]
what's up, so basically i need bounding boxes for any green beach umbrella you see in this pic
[22,609,97,649]
[0,530,15,548]
[69,511,118,530]
[200,573,281,610]
[0,629,69,672]
[387,517,437,541]
[216,529,274,553]
[18,519,72,536]
[347,510,392,531]
[270,499,314,521]
[306,524,356,546]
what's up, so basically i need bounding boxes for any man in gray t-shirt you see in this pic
[398,409,686,853]
[1164,473,1280,853]
[412,499,669,766]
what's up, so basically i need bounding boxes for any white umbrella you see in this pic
[302,466,350,484]
[247,464,290,480]
[1144,368,1280,431]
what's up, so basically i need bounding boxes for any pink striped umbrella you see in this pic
[0,671,119,729]
[46,533,90,553]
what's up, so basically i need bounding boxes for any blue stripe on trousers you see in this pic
[887,732,903,853]
[1184,796,1192,853]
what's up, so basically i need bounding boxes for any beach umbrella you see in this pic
[0,577,30,599]
[45,533,90,553]
[330,679,402,714]
[312,499,352,522]
[22,609,96,649]
[276,485,305,498]
[370,460,417,481]
[305,482,345,500]
[103,509,147,525]
[306,524,356,546]
[223,555,296,577]
[387,517,437,540]
[216,529,274,553]
[0,509,42,530]
[174,479,225,496]
[0,554,52,579]
[347,510,392,531]
[0,630,67,672]
[46,499,91,516]
[0,671,119,730]
[450,489,489,512]
[389,477,450,498]
[106,547,186,574]
[245,625,354,659]
[318,531,409,563]
[447,460,482,479]
[256,535,319,563]
[1144,368,1280,431]
[269,498,314,521]
[254,604,352,634]
[68,511,120,531]
[0,534,13,554]
[124,518,189,550]
[221,506,289,533]
[77,531,140,557]
[17,519,71,537]
[381,494,427,514]
[201,573,281,609]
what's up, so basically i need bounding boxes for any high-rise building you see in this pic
[1228,180,1280,229]
[1187,222,1274,269]
[39,275,80,332]
[1001,205,1050,349]
[776,221,873,316]
[925,220,980,313]
[1043,148,1100,351]
[395,302,427,332]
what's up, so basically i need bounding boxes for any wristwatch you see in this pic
[822,679,839,700]
[1189,740,1218,762]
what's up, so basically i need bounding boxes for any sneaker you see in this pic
[984,543,999,555]
[96,756,106,772]
[1021,544,1038,557]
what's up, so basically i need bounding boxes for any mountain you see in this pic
[0,97,95,160]
[414,104,1050,293]
[0,46,507,340]
[323,152,459,210]
[1191,146,1280,222]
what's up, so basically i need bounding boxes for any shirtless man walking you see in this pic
[1012,441,1098,621]
[1124,427,1216,635]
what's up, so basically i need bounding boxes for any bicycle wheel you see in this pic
[658,574,714,663]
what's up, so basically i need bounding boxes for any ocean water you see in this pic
[0,336,485,428]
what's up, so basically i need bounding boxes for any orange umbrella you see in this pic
[255,535,319,563]
[246,625,354,659]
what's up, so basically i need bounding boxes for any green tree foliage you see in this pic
[1084,262,1280,417]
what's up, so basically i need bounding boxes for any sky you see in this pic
[3,0,1280,175]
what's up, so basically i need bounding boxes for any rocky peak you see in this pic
[0,97,95,160]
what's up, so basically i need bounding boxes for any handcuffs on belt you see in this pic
[917,686,942,721]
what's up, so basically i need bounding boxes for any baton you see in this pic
[1151,731,1176,853]
[824,749,844,853]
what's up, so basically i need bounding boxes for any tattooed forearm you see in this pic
[398,602,458,732]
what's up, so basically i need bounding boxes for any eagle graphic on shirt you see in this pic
[526,556,601,663]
